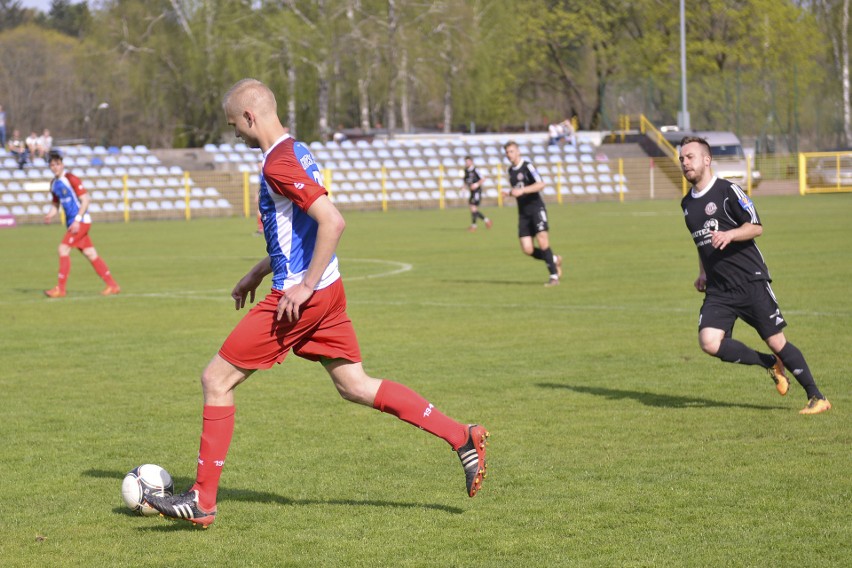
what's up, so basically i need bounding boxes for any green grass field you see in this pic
[1,195,849,567]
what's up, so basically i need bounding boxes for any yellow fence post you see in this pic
[556,161,563,204]
[381,166,388,212]
[324,169,333,202]
[123,174,129,222]
[496,164,503,207]
[746,155,753,196]
[243,171,250,218]
[184,172,191,220]
[438,164,445,209]
[618,159,625,203]
[798,153,806,195]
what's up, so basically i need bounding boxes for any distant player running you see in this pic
[503,141,562,286]
[462,156,492,231]
[144,79,489,527]
[679,136,831,414]
[43,151,120,298]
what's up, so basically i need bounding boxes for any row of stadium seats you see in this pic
[0,198,230,218]
[0,144,151,159]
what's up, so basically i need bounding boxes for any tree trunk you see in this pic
[386,0,398,136]
[842,0,851,145]
[318,60,330,142]
[400,48,410,133]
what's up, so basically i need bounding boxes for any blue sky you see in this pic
[20,0,69,13]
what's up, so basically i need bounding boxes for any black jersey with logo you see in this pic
[681,176,771,291]
[508,159,545,214]
[463,166,482,190]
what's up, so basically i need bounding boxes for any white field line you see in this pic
[8,257,851,318]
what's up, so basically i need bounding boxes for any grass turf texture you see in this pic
[0,195,849,567]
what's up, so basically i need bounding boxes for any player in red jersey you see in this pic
[144,79,489,528]
[43,151,120,298]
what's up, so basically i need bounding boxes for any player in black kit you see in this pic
[503,141,562,287]
[679,136,831,414]
[463,156,492,231]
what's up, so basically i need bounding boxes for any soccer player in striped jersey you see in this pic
[43,151,120,298]
[679,136,830,415]
[144,79,489,527]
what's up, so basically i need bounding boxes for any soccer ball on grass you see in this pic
[121,464,173,516]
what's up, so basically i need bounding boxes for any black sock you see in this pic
[540,248,557,275]
[715,338,770,366]
[476,211,485,220]
[778,342,823,399]
[471,212,478,225]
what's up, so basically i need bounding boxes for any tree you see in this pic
[812,0,851,146]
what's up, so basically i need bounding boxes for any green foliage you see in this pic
[0,0,847,147]
[0,197,850,566]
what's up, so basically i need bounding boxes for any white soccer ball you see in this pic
[121,464,174,516]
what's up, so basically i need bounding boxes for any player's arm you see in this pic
[276,195,345,322]
[710,222,762,250]
[472,170,486,190]
[511,180,545,198]
[232,256,272,310]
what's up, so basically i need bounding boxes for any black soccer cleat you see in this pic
[457,424,489,497]
[144,488,216,528]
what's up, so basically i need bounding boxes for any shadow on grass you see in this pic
[538,383,788,410]
[85,469,463,526]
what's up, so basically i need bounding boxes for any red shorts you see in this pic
[61,223,94,250]
[219,278,362,370]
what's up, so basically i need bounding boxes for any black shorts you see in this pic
[468,189,482,206]
[698,281,787,340]
[517,206,549,238]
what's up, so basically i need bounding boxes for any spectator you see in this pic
[547,122,561,146]
[332,126,348,143]
[560,119,576,147]
[37,129,53,159]
[7,129,27,169]
[0,105,6,148]
[25,130,39,159]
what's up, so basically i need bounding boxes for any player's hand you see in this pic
[511,187,524,198]
[232,274,261,310]
[69,221,80,234]
[710,229,732,250]
[694,274,707,293]
[276,282,313,322]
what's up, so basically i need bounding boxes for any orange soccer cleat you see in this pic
[799,397,832,415]
[101,285,121,296]
[44,286,66,298]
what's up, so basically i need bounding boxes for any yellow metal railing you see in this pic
[797,151,852,195]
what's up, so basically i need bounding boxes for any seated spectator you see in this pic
[37,129,53,158]
[559,119,576,147]
[26,130,39,158]
[548,122,562,146]
[7,129,27,169]
[548,119,576,147]
[332,125,348,143]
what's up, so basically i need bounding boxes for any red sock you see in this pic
[90,257,117,286]
[373,380,468,450]
[193,405,235,512]
[57,255,70,290]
